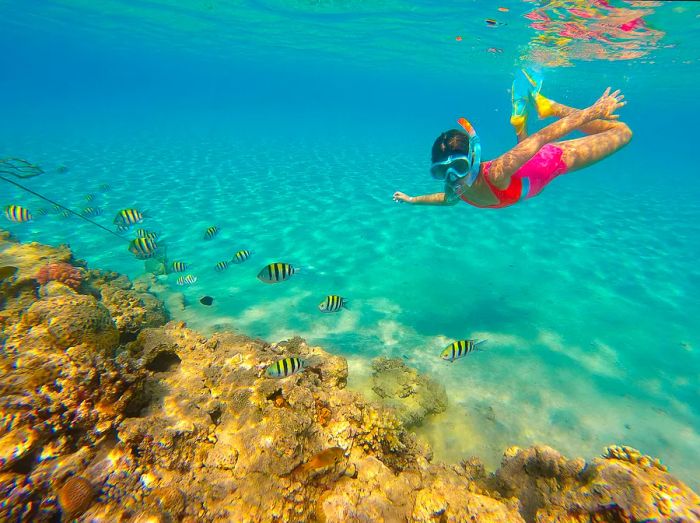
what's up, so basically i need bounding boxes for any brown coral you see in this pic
[58,476,94,516]
[35,262,82,290]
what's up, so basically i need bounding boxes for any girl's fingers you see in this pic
[611,89,621,98]
[603,87,610,96]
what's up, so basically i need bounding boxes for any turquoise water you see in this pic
[2,0,700,488]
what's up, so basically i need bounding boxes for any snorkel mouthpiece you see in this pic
[456,117,482,187]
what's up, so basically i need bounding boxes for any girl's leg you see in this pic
[534,92,633,172]
[535,95,621,135]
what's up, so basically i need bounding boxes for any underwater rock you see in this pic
[20,294,118,356]
[100,284,168,342]
[369,357,448,427]
[493,445,700,522]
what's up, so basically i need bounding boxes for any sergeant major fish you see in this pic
[231,250,252,264]
[176,274,198,286]
[171,261,188,273]
[440,339,487,362]
[257,262,297,284]
[128,237,158,259]
[136,228,158,240]
[265,357,306,378]
[4,205,32,223]
[114,208,145,227]
[82,207,102,217]
[215,261,229,272]
[204,226,220,240]
[319,295,348,313]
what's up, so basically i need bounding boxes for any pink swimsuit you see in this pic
[460,144,568,208]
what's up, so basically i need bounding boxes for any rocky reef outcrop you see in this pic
[1,230,699,522]
[369,357,448,427]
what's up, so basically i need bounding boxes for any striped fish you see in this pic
[99,183,111,191]
[318,295,348,313]
[204,226,220,240]
[4,205,32,223]
[136,228,158,240]
[265,357,306,378]
[257,262,296,284]
[128,237,158,259]
[215,261,229,272]
[176,274,197,286]
[440,339,487,362]
[84,194,95,202]
[36,208,49,216]
[60,210,72,219]
[114,208,145,227]
[231,250,252,264]
[82,207,102,217]
[171,261,188,273]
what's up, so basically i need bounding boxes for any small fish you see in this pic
[36,208,49,216]
[82,207,102,217]
[84,194,95,202]
[265,357,306,378]
[257,262,296,284]
[56,165,69,174]
[114,208,145,227]
[487,47,504,54]
[4,205,32,223]
[128,237,159,259]
[116,224,130,232]
[60,210,72,219]
[215,261,229,272]
[199,296,214,306]
[204,226,220,240]
[99,183,111,192]
[171,261,188,273]
[51,204,62,214]
[292,447,345,476]
[136,228,158,240]
[231,250,252,264]
[176,274,197,286]
[0,266,18,281]
[485,18,500,26]
[440,339,487,362]
[319,295,348,313]
[498,6,509,12]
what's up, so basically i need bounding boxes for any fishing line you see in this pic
[0,158,129,242]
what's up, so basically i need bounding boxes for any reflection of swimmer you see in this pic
[393,71,631,209]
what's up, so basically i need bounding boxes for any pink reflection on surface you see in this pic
[521,0,665,67]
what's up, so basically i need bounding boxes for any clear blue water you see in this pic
[2,1,700,488]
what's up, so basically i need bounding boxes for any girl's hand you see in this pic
[589,87,626,120]
[393,191,413,203]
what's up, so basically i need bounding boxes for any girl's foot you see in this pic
[521,69,554,119]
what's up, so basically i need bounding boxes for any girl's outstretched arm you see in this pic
[393,191,456,205]
[488,88,626,188]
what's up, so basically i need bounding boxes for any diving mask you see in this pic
[429,117,482,188]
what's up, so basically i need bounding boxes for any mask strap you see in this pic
[456,118,482,187]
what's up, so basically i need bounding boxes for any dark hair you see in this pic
[431,129,469,163]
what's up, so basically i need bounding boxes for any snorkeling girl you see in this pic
[393,71,632,208]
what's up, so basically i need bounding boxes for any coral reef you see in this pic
[1,230,699,523]
[492,445,700,522]
[35,261,83,290]
[369,357,448,427]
